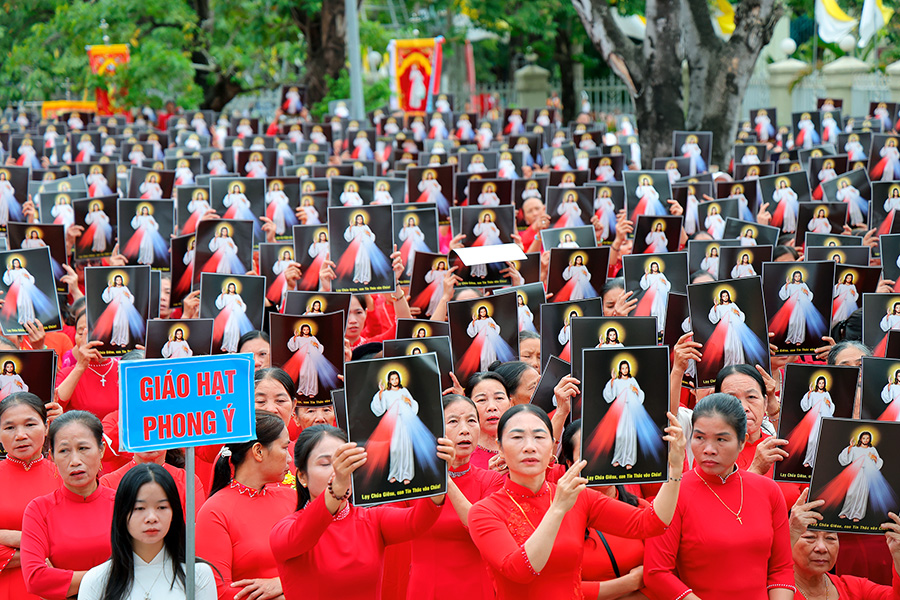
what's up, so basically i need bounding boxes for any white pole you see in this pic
[346,0,366,119]
[185,446,196,600]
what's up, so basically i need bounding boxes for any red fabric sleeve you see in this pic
[268,493,336,561]
[583,489,667,540]
[642,503,691,600]
[467,500,540,584]
[581,581,600,599]
[195,505,239,600]
[835,568,900,599]
[0,544,15,575]
[376,498,442,546]
[19,500,73,600]
[765,485,796,591]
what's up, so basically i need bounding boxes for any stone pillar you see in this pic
[821,56,871,116]
[887,60,900,104]
[514,64,551,110]
[767,59,811,126]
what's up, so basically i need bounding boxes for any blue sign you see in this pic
[119,354,256,452]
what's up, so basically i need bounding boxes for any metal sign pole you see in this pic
[185,446,196,600]
[346,0,366,119]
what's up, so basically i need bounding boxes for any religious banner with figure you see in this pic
[388,37,445,113]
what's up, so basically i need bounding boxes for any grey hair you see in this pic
[827,340,871,365]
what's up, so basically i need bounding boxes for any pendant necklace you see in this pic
[88,359,114,387]
[699,471,744,525]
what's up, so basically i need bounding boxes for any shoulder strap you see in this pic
[595,530,621,579]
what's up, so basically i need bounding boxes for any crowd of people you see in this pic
[0,92,900,600]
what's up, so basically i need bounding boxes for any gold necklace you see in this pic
[699,471,744,525]
[797,575,830,600]
[504,486,549,531]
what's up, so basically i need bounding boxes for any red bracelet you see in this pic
[327,473,351,501]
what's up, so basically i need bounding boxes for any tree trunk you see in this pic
[555,20,578,124]
[293,1,347,108]
[200,73,244,112]
[685,0,782,166]
[571,0,780,169]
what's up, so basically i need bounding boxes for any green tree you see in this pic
[0,0,354,111]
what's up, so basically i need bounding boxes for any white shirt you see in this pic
[78,549,216,600]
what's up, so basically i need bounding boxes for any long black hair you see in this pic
[102,464,185,600]
[488,361,534,398]
[209,410,286,498]
[293,424,348,510]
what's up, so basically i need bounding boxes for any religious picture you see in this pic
[672,131,712,175]
[448,294,518,385]
[395,319,450,340]
[862,294,900,357]
[716,245,771,280]
[0,166,28,233]
[622,252,688,335]
[0,349,56,404]
[540,226,597,250]
[392,204,439,286]
[762,261,835,355]
[546,187,593,229]
[0,248,62,335]
[808,418,900,534]
[85,266,151,356]
[6,223,68,294]
[144,318,214,359]
[259,243,298,309]
[383,336,455,392]
[632,215,682,254]
[328,205,394,293]
[686,276,770,387]
[758,172,811,234]
[774,364,859,483]
[73,196,116,261]
[344,353,446,506]
[451,205,516,287]
[127,167,175,200]
[546,248,609,303]
[407,165,454,223]
[210,178,266,243]
[492,282,546,334]
[581,346,670,484]
[795,202,847,245]
[117,200,174,271]
[270,312,343,403]
[539,298,605,365]
[569,316,658,390]
[722,219,780,247]
[624,171,671,225]
[175,187,212,236]
[193,219,254,287]
[170,234,195,308]
[198,273,265,354]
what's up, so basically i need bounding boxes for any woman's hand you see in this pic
[612,290,637,317]
[331,442,367,497]
[487,453,508,473]
[501,261,524,286]
[319,254,336,292]
[552,376,579,418]
[73,340,104,368]
[231,577,283,600]
[182,290,201,319]
[552,460,588,514]
[672,332,702,374]
[663,411,686,472]
[64,224,84,255]
[108,243,127,267]
[749,436,788,475]
[60,264,83,301]
[390,244,404,281]
[436,437,455,465]
[448,233,466,250]
[22,320,45,350]
[790,488,825,545]
[260,217,277,243]
[756,202,772,226]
